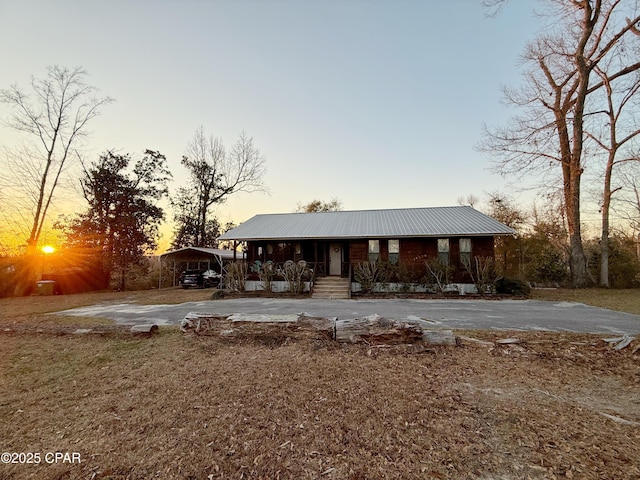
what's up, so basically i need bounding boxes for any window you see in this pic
[368,239,380,263]
[388,239,399,265]
[437,238,450,265]
[459,238,472,266]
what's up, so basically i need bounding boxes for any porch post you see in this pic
[314,241,318,274]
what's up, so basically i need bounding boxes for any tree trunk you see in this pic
[335,314,424,344]
[564,2,595,289]
[563,160,591,288]
[600,232,609,287]
[181,313,460,346]
[566,175,590,287]
[120,266,126,291]
[600,182,612,288]
[569,232,590,287]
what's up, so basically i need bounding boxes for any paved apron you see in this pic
[57,298,640,334]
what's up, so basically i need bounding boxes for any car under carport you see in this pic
[158,247,241,288]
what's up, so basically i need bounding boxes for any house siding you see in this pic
[349,240,368,263]
[243,236,496,283]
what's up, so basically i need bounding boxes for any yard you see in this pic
[1,289,639,479]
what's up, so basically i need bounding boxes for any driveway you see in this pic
[56,297,640,334]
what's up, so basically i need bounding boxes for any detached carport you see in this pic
[158,247,241,288]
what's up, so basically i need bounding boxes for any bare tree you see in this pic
[296,198,343,213]
[481,1,640,287]
[456,194,480,208]
[0,66,113,254]
[174,127,267,247]
[617,164,640,249]
[586,63,640,286]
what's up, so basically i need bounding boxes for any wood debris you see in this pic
[599,412,640,426]
[602,335,636,350]
[495,338,522,345]
[130,324,159,335]
[181,312,460,346]
[457,335,493,347]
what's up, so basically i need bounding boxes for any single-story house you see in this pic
[217,206,515,291]
[158,246,240,288]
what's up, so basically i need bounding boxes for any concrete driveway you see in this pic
[57,297,640,334]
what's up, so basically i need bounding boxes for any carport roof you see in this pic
[159,247,237,260]
[217,206,516,242]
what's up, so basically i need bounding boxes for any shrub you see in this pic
[387,263,419,293]
[257,261,276,293]
[423,258,454,293]
[0,258,18,297]
[586,237,640,288]
[495,277,531,297]
[111,258,152,291]
[462,256,501,295]
[225,262,247,292]
[531,246,568,285]
[283,260,310,294]
[353,261,380,294]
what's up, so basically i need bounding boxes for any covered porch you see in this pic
[245,240,351,277]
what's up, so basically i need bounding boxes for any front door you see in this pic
[329,243,342,276]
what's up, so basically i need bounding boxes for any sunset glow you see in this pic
[41,245,55,254]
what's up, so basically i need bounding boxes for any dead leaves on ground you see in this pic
[0,330,639,479]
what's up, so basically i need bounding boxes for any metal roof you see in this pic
[217,206,515,241]
[159,246,238,260]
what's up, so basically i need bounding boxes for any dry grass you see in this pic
[531,288,640,315]
[1,329,640,479]
[0,288,213,326]
[1,288,640,479]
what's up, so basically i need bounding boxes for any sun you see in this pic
[41,245,55,254]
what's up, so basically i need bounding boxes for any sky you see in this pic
[0,0,543,251]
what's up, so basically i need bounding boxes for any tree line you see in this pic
[480,0,640,287]
[0,67,267,293]
[465,192,640,289]
[1,1,640,292]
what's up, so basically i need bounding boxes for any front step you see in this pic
[312,276,351,299]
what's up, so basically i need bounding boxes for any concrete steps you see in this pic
[312,276,350,299]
